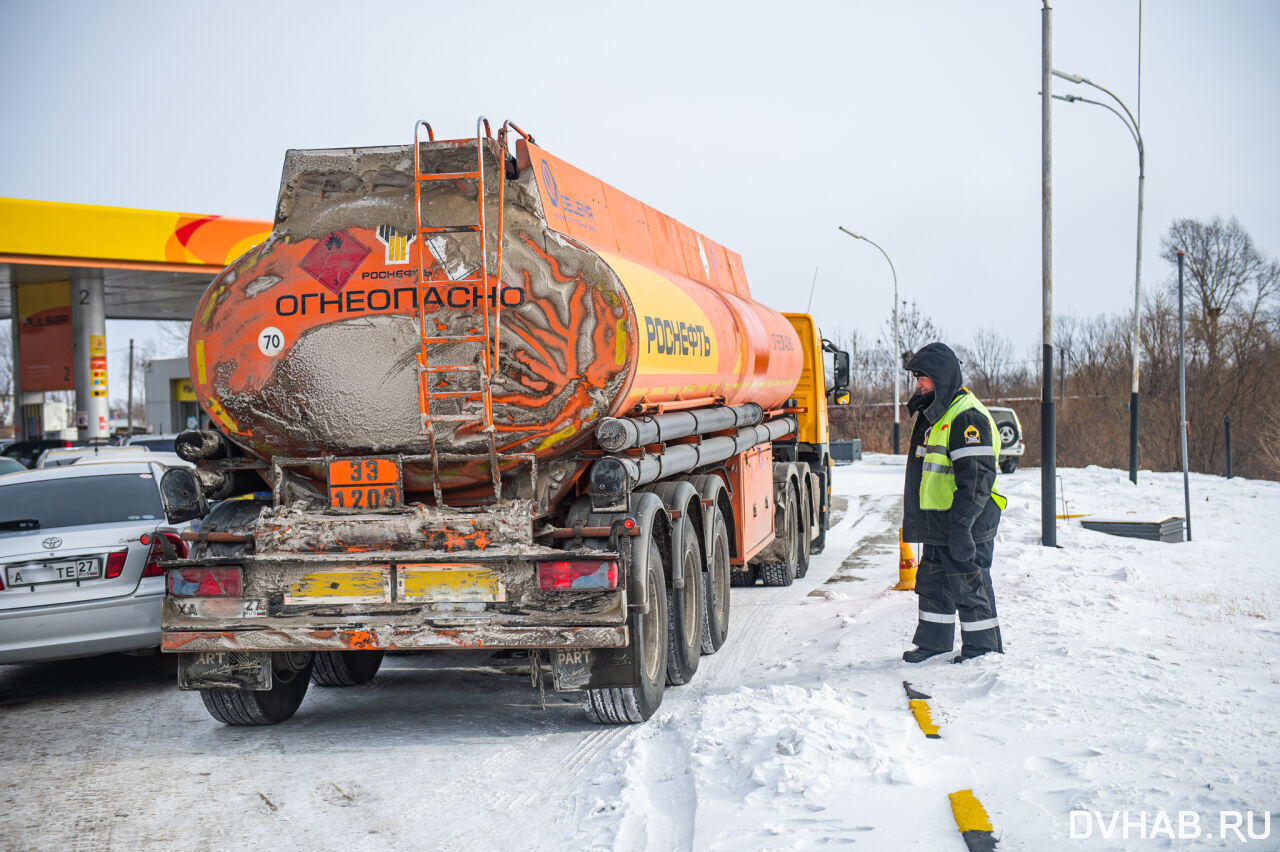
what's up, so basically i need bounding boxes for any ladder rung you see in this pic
[424,391,484,400]
[416,171,480,181]
[417,225,480,235]
[420,335,485,344]
[420,364,481,374]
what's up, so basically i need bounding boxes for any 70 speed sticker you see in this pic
[258,326,285,356]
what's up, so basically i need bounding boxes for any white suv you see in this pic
[986,406,1025,474]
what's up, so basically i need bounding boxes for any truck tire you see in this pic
[810,460,831,555]
[582,538,668,724]
[199,652,314,725]
[792,482,811,579]
[729,565,758,587]
[311,650,386,687]
[666,517,703,685]
[758,487,799,587]
[701,512,731,654]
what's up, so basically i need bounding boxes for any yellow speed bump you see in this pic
[903,681,940,739]
[948,789,997,851]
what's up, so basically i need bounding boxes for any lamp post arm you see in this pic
[1081,78,1140,138]
[1054,94,1141,153]
[837,228,898,295]
[838,226,902,452]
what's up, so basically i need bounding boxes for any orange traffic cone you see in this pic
[893,528,917,591]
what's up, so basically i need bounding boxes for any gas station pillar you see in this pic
[70,269,110,440]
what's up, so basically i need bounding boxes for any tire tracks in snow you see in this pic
[565,490,903,849]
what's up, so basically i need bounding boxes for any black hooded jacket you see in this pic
[901,343,1002,546]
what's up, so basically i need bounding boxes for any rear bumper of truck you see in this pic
[160,546,630,654]
[161,624,627,652]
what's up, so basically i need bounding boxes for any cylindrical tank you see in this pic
[189,134,802,504]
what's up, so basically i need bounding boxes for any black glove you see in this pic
[949,522,976,563]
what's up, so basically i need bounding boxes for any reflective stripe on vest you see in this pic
[919,390,1008,512]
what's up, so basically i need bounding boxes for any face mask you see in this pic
[908,388,934,415]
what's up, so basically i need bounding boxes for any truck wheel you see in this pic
[999,457,1019,474]
[311,650,385,687]
[582,538,668,724]
[758,487,799,587]
[666,517,703,685]
[701,512,731,653]
[810,461,831,555]
[793,483,811,579]
[199,652,314,726]
[729,566,758,587]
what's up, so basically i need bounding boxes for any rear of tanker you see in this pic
[158,118,850,726]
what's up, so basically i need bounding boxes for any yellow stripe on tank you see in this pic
[595,249,719,377]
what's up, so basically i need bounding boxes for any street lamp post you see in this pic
[838,226,901,453]
[1052,69,1145,485]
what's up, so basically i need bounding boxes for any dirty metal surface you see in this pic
[161,625,628,653]
[191,139,631,503]
[253,499,537,553]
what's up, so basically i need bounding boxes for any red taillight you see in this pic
[537,560,618,591]
[105,550,128,579]
[143,532,189,577]
[167,567,241,597]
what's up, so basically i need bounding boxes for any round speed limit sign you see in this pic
[258,326,285,357]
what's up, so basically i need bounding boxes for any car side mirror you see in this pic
[832,351,851,390]
[161,468,209,524]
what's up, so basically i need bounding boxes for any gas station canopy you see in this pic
[0,197,271,320]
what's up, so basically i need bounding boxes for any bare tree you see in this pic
[885,299,945,363]
[1159,216,1280,362]
[959,328,1016,398]
[152,321,192,357]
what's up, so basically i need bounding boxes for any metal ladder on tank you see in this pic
[412,117,507,504]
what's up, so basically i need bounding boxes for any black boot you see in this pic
[952,649,1000,664]
[903,647,948,663]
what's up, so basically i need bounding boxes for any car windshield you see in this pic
[0,473,163,530]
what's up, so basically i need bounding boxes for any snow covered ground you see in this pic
[2,457,1277,850]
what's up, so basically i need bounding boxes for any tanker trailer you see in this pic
[158,118,850,725]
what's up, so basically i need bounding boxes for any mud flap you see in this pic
[178,651,272,691]
[551,648,594,690]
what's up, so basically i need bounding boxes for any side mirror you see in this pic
[160,468,209,524]
[832,390,851,407]
[832,350,851,390]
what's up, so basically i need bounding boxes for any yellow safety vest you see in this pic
[919,390,1008,512]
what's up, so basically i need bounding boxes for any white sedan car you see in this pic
[0,460,190,664]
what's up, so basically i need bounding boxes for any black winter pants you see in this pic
[911,540,1003,656]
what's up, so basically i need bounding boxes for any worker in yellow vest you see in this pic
[900,343,1007,663]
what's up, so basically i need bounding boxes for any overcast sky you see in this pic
[3,0,1277,398]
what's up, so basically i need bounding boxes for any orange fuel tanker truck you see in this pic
[158,118,852,725]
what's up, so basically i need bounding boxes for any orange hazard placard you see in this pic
[328,458,402,510]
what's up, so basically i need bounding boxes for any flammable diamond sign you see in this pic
[300,230,371,294]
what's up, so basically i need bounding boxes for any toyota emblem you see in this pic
[42,536,63,550]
